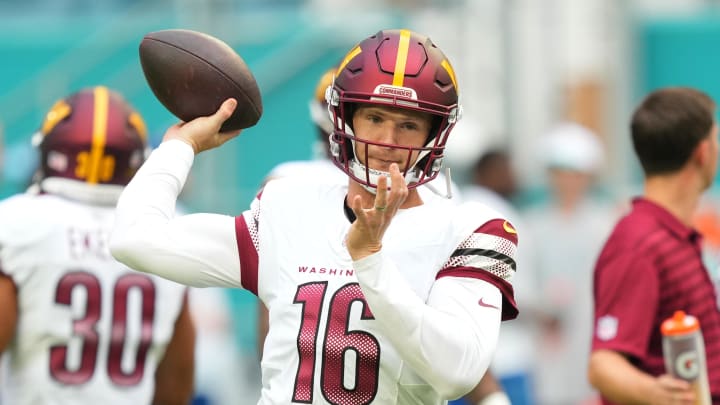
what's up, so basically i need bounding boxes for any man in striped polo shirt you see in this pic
[588,87,720,404]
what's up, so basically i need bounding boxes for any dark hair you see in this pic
[631,87,716,176]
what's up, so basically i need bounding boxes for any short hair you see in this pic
[631,87,716,176]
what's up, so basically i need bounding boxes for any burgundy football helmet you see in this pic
[327,29,461,190]
[34,86,148,186]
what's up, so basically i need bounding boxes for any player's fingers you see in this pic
[216,130,242,146]
[658,374,691,391]
[217,98,237,119]
[217,99,243,139]
[387,163,407,210]
[214,98,238,130]
[349,194,368,223]
[374,174,388,212]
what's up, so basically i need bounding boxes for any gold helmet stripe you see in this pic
[87,86,109,184]
[314,68,337,102]
[129,111,148,142]
[338,45,361,77]
[40,99,71,135]
[392,29,412,87]
[441,59,458,94]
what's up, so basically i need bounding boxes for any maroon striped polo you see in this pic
[591,198,720,404]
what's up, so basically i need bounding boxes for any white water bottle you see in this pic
[661,310,711,405]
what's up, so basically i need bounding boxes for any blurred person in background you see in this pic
[463,149,519,218]
[524,122,617,405]
[111,29,520,404]
[0,86,195,405]
[588,87,720,404]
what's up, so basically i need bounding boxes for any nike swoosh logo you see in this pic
[478,297,499,310]
[503,221,517,234]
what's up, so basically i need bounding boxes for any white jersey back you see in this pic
[0,193,187,405]
[252,178,514,404]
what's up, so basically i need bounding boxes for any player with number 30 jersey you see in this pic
[0,87,194,405]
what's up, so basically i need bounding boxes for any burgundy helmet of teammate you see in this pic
[34,86,148,186]
[327,28,462,191]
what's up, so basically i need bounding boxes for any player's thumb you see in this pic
[215,98,238,129]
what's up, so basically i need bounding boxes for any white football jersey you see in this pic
[240,178,517,404]
[0,193,187,405]
[110,140,520,405]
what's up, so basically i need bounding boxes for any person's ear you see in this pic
[693,136,712,168]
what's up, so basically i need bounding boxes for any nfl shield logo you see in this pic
[597,315,618,341]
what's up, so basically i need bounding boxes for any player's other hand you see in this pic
[162,98,242,154]
[648,374,696,405]
[346,163,408,260]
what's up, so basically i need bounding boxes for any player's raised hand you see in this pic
[346,163,408,260]
[163,98,242,154]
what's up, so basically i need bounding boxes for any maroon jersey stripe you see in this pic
[235,215,259,296]
[476,218,518,245]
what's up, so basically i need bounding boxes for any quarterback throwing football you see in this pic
[111,29,519,405]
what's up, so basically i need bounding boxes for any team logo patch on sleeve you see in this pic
[502,220,517,234]
[596,315,618,341]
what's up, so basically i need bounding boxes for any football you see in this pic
[139,29,263,131]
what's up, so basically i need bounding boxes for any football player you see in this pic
[0,86,195,405]
[259,65,511,405]
[111,29,518,404]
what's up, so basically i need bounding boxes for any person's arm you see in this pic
[110,100,246,288]
[354,253,501,399]
[463,371,511,405]
[152,293,196,405]
[588,349,695,405]
[0,273,18,352]
[347,168,508,399]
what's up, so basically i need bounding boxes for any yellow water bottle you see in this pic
[661,310,711,405]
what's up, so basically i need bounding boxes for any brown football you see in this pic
[139,29,262,131]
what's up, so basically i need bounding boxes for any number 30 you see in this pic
[49,271,155,386]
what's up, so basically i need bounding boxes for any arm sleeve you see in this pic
[592,251,658,358]
[110,140,243,288]
[353,252,501,400]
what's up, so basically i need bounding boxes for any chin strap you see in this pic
[348,159,453,199]
[348,158,424,195]
[420,167,453,199]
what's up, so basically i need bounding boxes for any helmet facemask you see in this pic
[328,94,460,192]
[326,29,462,193]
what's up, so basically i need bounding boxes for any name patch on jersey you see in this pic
[68,227,113,260]
[298,266,355,277]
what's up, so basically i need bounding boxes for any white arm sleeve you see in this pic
[353,252,500,400]
[110,140,242,288]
